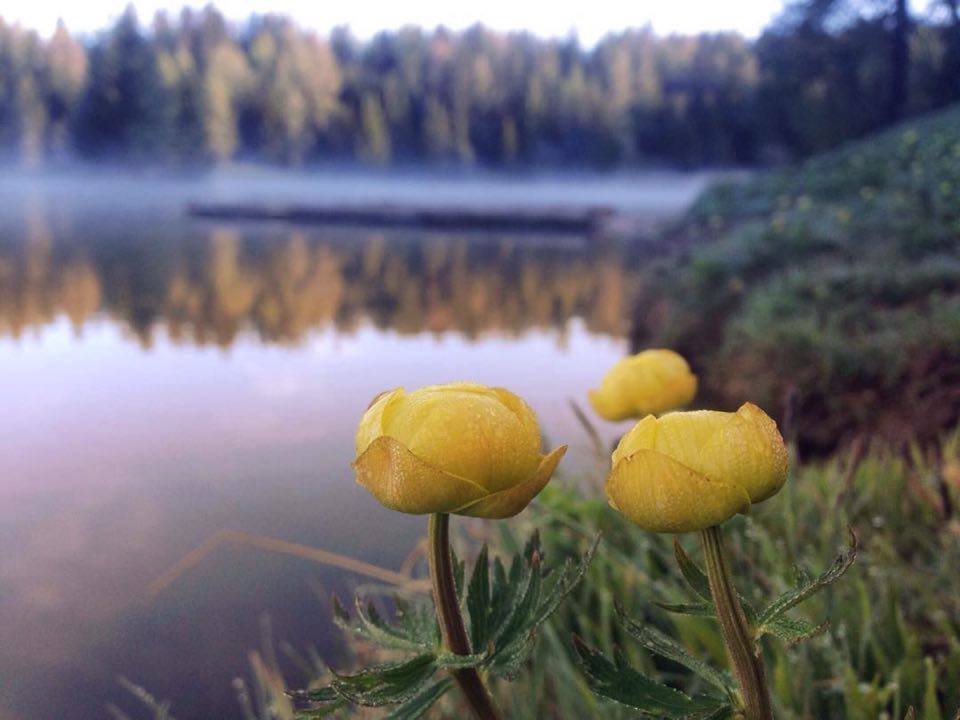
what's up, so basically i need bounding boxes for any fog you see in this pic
[0,165,724,220]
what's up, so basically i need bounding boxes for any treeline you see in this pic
[1,1,959,168]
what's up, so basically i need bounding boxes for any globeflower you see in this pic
[589,349,697,421]
[605,403,787,533]
[352,382,568,719]
[354,382,566,519]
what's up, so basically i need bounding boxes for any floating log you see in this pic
[186,201,615,234]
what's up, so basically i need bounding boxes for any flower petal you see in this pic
[383,384,540,492]
[611,413,658,466]
[605,449,751,533]
[353,436,488,515]
[589,350,697,421]
[491,387,541,444]
[699,402,788,503]
[588,387,634,422]
[355,388,404,456]
[457,445,567,519]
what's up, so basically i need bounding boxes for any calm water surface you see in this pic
[0,171,703,719]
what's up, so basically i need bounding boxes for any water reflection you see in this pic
[0,219,639,346]
[0,203,638,720]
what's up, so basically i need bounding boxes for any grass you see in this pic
[633,104,960,452]
[119,425,953,719]
[494,425,960,719]
[116,425,960,719]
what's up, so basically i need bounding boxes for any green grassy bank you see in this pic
[633,105,960,452]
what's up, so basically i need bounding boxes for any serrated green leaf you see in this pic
[287,685,340,703]
[331,654,437,706]
[467,544,491,651]
[573,637,728,718]
[491,629,537,680]
[331,593,434,652]
[450,545,466,601]
[382,677,453,720]
[672,541,758,624]
[488,556,512,634]
[758,614,828,645]
[393,595,441,647]
[653,600,716,618]
[530,534,600,629]
[699,707,736,720]
[436,651,489,669]
[616,604,735,697]
[674,540,712,601]
[491,548,542,651]
[757,529,858,627]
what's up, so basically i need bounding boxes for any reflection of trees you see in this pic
[0,222,638,346]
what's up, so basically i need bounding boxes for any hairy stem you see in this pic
[428,513,501,720]
[699,525,773,720]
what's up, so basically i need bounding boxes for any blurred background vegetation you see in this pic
[2,0,960,168]
[632,104,960,453]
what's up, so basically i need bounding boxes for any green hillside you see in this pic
[636,105,960,451]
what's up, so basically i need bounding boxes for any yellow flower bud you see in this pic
[353,382,566,518]
[589,349,697,421]
[605,403,788,533]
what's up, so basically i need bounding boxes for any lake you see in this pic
[0,169,708,719]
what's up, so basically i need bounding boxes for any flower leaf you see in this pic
[652,600,716,617]
[467,544,491,651]
[529,534,600,628]
[287,686,339,703]
[489,630,538,680]
[615,603,735,698]
[487,532,598,670]
[330,654,438,706]
[756,615,829,645]
[393,594,441,647]
[573,636,729,718]
[381,677,454,720]
[756,528,858,628]
[435,651,489,669]
[331,593,436,652]
[450,544,466,600]
[674,539,713,601]
[670,541,757,623]
[490,543,542,651]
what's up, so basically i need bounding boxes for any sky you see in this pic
[4,0,786,44]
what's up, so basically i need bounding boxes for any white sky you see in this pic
[4,0,786,43]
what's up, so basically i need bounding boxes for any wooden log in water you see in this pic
[186,201,615,234]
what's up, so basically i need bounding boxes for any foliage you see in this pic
[1,3,960,167]
[288,532,597,718]
[485,424,960,719]
[111,428,960,719]
[634,104,960,450]
[572,533,856,717]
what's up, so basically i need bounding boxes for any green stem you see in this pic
[699,525,773,720]
[428,513,501,720]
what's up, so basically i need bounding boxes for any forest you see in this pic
[1,0,960,168]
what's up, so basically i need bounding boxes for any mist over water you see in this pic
[0,169,703,719]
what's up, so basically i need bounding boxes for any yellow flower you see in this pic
[605,403,788,533]
[589,349,697,421]
[353,382,566,518]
